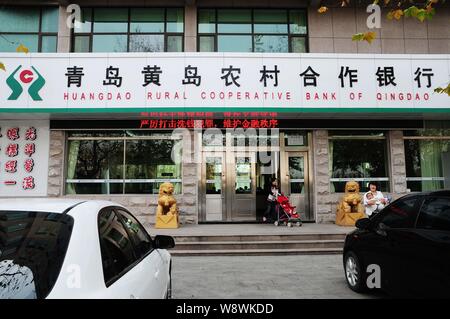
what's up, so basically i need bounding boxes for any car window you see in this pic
[98,209,138,285]
[417,197,450,232]
[0,211,74,299]
[377,196,419,229]
[116,209,153,258]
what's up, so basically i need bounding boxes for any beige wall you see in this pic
[308,5,450,54]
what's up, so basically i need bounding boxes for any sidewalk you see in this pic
[152,223,355,237]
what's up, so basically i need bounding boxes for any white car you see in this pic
[0,199,174,299]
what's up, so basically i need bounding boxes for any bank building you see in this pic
[0,0,449,228]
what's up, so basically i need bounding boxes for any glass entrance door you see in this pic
[202,153,225,221]
[228,153,256,221]
[282,152,311,221]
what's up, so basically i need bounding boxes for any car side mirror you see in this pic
[153,235,175,249]
[355,218,371,230]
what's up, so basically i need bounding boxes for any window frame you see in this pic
[71,7,185,53]
[97,206,154,287]
[416,196,450,232]
[196,8,309,53]
[328,131,390,193]
[0,6,59,52]
[403,131,450,193]
[64,130,183,195]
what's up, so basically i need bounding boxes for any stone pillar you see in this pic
[57,5,71,53]
[389,130,407,197]
[47,130,65,197]
[184,2,197,52]
[313,130,335,223]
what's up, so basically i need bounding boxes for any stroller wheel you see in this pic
[274,221,279,226]
[296,222,302,227]
[287,222,292,227]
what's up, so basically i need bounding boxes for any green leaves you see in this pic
[352,32,377,44]
[403,5,435,22]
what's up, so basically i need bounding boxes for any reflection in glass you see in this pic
[130,8,164,33]
[93,8,128,33]
[289,157,304,194]
[74,35,90,52]
[405,139,450,192]
[0,7,40,32]
[129,34,164,52]
[0,34,38,52]
[254,35,288,53]
[41,7,59,32]
[166,8,184,32]
[329,137,389,193]
[254,10,288,34]
[198,9,216,33]
[289,10,307,34]
[235,157,252,194]
[291,37,307,53]
[167,35,183,52]
[199,36,215,52]
[206,157,222,194]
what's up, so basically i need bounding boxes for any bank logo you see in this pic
[7,65,45,101]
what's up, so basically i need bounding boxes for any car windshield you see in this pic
[0,211,74,299]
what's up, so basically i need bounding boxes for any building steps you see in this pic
[169,233,346,256]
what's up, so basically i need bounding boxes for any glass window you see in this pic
[0,7,59,53]
[66,133,182,195]
[74,8,93,33]
[198,8,308,53]
[254,35,288,53]
[329,131,389,193]
[404,130,450,192]
[98,209,138,285]
[378,196,419,229]
[198,9,216,33]
[235,157,252,194]
[291,37,307,53]
[417,197,450,231]
[166,8,184,33]
[0,211,74,299]
[116,209,153,258]
[284,131,308,146]
[92,34,128,52]
[218,35,252,52]
[72,7,184,53]
[167,35,183,52]
[129,34,164,52]
[41,7,59,33]
[74,35,90,52]
[206,157,222,194]
[199,36,215,52]
[93,8,128,33]
[41,35,57,52]
[130,8,164,33]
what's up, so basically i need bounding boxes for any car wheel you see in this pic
[344,251,366,293]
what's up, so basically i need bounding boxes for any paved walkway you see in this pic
[153,223,354,236]
[172,254,384,299]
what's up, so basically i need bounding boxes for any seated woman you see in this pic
[363,182,388,217]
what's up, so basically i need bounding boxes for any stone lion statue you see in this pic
[335,181,366,226]
[155,182,179,228]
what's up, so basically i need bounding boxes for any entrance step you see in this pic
[169,233,346,256]
[171,248,343,256]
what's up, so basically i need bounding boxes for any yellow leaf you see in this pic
[0,62,5,71]
[318,6,328,14]
[393,9,404,20]
[16,44,29,54]
[363,31,376,44]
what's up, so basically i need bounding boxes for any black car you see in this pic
[343,190,450,298]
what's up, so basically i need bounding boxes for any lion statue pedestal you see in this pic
[335,181,366,226]
[155,182,179,229]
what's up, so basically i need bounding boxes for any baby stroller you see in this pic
[274,193,302,227]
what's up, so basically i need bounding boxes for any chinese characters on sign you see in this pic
[0,121,49,197]
[1,54,448,110]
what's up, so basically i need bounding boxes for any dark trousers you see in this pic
[263,201,277,221]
